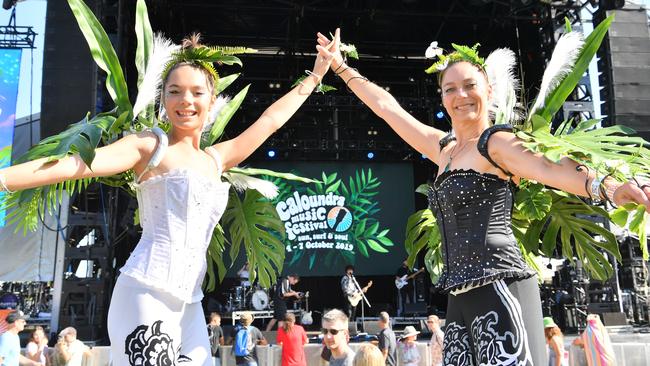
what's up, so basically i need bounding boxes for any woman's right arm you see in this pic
[317,29,447,164]
[0,132,156,192]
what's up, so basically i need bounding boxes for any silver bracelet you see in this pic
[298,70,323,88]
[590,175,603,202]
[0,173,14,194]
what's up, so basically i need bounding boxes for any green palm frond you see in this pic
[405,207,442,283]
[134,0,153,89]
[68,0,131,117]
[208,46,258,55]
[517,117,650,176]
[204,85,250,146]
[523,15,613,129]
[221,189,286,289]
[204,224,229,292]
[214,73,240,95]
[611,203,648,260]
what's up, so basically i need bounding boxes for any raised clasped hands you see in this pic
[317,28,344,72]
[310,30,337,83]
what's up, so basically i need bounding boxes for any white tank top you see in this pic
[120,129,231,303]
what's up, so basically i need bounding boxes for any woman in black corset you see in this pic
[315,29,650,365]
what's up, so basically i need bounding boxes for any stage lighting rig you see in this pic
[0,0,35,49]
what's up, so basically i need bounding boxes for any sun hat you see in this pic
[239,311,254,325]
[543,317,557,328]
[401,325,420,338]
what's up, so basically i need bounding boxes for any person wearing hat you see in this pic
[0,310,42,366]
[398,326,420,366]
[230,311,267,366]
[543,317,567,366]
[53,326,91,366]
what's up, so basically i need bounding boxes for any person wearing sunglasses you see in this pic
[322,309,355,366]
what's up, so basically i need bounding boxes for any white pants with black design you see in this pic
[107,274,212,366]
[443,276,547,366]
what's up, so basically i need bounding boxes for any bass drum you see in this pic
[250,290,269,310]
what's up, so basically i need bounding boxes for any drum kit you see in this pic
[226,285,270,311]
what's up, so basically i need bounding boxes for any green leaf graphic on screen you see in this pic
[270,168,395,270]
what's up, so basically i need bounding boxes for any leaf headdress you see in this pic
[424,43,485,75]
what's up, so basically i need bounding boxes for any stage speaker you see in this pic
[41,0,99,139]
[261,330,277,344]
[348,321,358,336]
[403,302,428,316]
[596,6,650,140]
[362,320,382,335]
[602,312,628,326]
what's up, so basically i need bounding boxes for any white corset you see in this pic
[121,169,230,302]
[120,131,231,303]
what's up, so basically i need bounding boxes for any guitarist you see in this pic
[340,265,372,322]
[266,274,301,331]
[395,260,416,316]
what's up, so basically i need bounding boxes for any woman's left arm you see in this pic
[490,131,650,211]
[211,42,334,171]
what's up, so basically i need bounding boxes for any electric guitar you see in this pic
[395,268,425,289]
[347,281,373,306]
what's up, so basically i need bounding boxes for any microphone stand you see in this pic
[351,274,371,333]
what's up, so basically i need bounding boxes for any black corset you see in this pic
[428,168,535,293]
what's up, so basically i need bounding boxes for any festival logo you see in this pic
[271,169,394,270]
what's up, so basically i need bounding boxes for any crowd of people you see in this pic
[0,310,91,366]
[0,305,620,366]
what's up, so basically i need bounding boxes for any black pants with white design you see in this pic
[443,276,547,366]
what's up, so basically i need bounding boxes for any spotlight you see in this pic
[267,149,276,158]
[275,83,281,89]
[421,154,427,160]
[268,82,274,89]
[367,152,375,159]
[436,110,445,119]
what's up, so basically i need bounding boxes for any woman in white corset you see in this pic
[0,34,335,365]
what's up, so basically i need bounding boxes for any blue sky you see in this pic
[0,0,46,120]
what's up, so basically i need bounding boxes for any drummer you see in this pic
[237,262,251,288]
[266,274,301,331]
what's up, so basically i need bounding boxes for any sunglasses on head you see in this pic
[321,328,346,335]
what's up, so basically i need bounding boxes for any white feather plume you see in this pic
[203,95,231,133]
[485,48,522,124]
[529,31,584,117]
[222,172,279,199]
[132,34,179,119]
